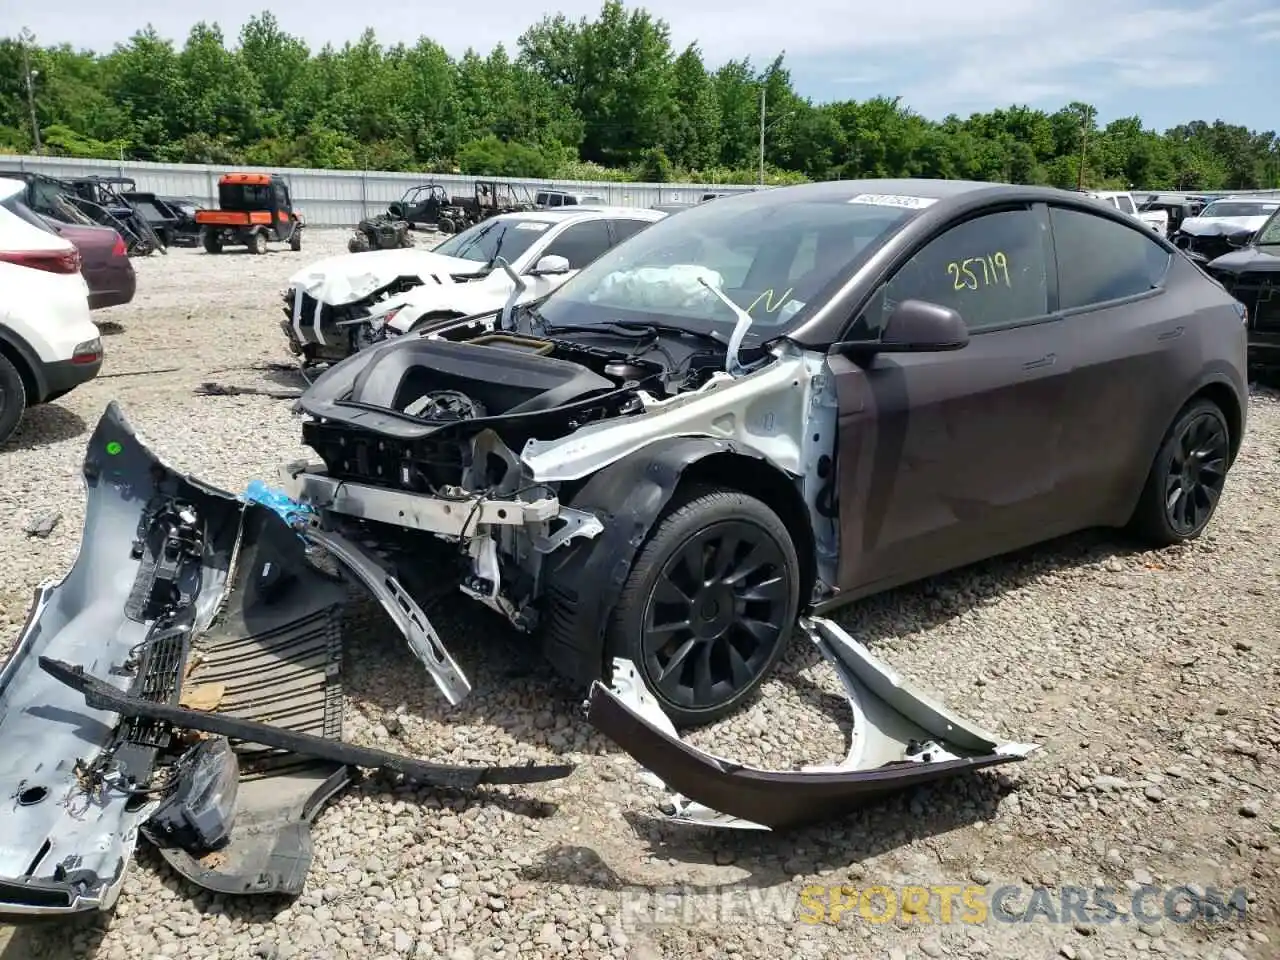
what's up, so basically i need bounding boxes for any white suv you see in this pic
[0,178,104,444]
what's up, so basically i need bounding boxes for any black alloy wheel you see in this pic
[1162,408,1229,536]
[1130,398,1231,545]
[610,487,801,727]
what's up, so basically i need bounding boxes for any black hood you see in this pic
[1206,246,1280,277]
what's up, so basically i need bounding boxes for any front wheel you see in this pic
[1128,398,1231,546]
[202,230,222,254]
[249,231,268,255]
[290,227,303,252]
[606,487,801,728]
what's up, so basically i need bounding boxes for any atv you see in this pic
[348,215,414,253]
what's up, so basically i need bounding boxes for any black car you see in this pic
[1205,204,1280,375]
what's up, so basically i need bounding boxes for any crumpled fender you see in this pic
[540,435,809,686]
[586,616,1038,830]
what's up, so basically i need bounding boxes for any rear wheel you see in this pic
[202,229,223,254]
[348,232,370,253]
[605,487,801,728]
[290,227,303,252]
[249,231,268,255]
[0,353,28,446]
[1128,398,1231,546]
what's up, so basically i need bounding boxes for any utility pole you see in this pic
[758,85,766,186]
[1076,105,1091,190]
[20,28,41,155]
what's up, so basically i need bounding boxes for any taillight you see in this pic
[111,236,127,257]
[0,248,82,274]
[71,337,102,364]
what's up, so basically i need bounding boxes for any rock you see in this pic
[1144,785,1165,803]
[1239,801,1260,818]
[919,939,944,958]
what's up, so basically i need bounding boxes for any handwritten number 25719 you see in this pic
[947,253,1011,291]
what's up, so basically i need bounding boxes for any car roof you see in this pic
[0,177,25,202]
[492,206,664,224]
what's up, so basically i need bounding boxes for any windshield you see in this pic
[1256,208,1280,245]
[1199,200,1280,219]
[432,217,550,264]
[534,196,916,337]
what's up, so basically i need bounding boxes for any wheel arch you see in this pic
[1184,378,1244,466]
[539,436,815,686]
[0,326,48,403]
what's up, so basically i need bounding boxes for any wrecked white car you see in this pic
[280,207,665,369]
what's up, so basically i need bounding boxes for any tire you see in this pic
[604,486,801,728]
[290,227,303,252]
[202,230,222,254]
[348,233,369,254]
[1128,398,1231,547]
[0,353,28,447]
[249,231,268,255]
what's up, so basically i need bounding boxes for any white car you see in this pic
[280,207,666,367]
[0,178,104,445]
[1085,190,1168,235]
[1173,196,1280,263]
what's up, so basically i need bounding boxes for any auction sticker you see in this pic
[515,222,550,231]
[848,193,937,209]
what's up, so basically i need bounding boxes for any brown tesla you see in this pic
[280,177,1250,724]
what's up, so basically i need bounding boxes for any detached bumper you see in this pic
[0,403,570,917]
[588,616,1037,831]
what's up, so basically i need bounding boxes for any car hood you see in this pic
[1179,215,1270,237]
[1206,246,1280,276]
[287,249,489,306]
[373,271,510,329]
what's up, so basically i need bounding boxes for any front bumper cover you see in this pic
[0,403,573,917]
[587,616,1037,831]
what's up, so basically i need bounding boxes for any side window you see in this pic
[542,219,613,269]
[1116,195,1136,215]
[29,179,64,213]
[563,195,578,206]
[1050,206,1171,310]
[851,208,1050,337]
[608,218,652,245]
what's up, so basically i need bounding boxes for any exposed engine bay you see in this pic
[281,298,843,707]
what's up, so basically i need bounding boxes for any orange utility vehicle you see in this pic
[195,173,303,254]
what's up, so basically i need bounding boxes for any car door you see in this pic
[1045,203,1183,527]
[830,204,1073,594]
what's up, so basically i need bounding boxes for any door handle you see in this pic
[1157,326,1185,341]
[1022,353,1056,370]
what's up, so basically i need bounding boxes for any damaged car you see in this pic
[272,178,1247,729]
[1204,202,1280,375]
[282,207,665,369]
[1172,195,1280,264]
[8,180,1251,903]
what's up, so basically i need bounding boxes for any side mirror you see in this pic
[529,254,571,276]
[833,299,970,356]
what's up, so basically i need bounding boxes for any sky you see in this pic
[9,0,1280,132]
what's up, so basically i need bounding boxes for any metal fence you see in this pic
[0,155,760,226]
[4,154,1278,226]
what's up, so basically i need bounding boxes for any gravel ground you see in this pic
[1,230,1276,960]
